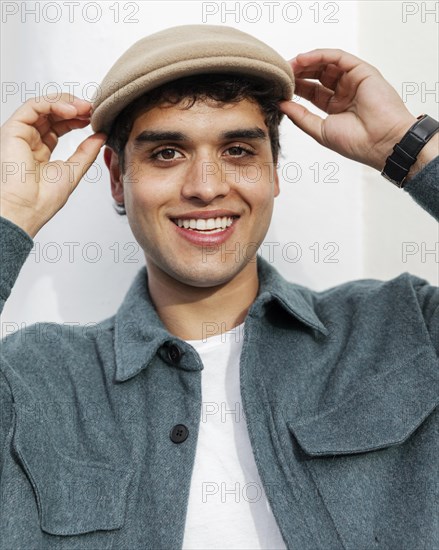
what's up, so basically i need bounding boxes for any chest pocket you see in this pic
[285,354,439,549]
[12,405,134,536]
[288,352,439,457]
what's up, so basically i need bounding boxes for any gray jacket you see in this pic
[1,157,438,549]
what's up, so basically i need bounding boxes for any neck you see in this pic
[145,260,259,340]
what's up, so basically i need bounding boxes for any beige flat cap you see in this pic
[91,24,294,134]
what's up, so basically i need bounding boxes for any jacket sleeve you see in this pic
[0,369,13,475]
[404,155,439,357]
[404,155,439,221]
[0,216,34,469]
[0,216,34,314]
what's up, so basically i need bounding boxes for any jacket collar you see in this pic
[114,256,328,382]
[252,256,328,335]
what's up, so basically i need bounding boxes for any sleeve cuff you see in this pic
[0,216,34,304]
[404,155,439,221]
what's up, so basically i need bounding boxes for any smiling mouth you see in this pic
[171,216,238,233]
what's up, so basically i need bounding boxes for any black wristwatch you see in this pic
[381,114,439,188]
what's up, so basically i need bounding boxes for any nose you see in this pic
[181,157,231,203]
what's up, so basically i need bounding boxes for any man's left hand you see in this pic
[279,48,417,172]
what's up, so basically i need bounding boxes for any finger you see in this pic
[293,64,343,78]
[40,130,58,154]
[279,101,324,145]
[10,94,92,127]
[40,119,91,154]
[320,67,344,92]
[6,122,43,150]
[294,49,365,73]
[291,62,345,87]
[7,117,91,157]
[299,66,344,92]
[35,113,91,139]
[293,49,378,94]
[41,118,91,141]
[65,132,107,190]
[294,79,335,113]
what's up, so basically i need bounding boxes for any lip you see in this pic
[171,215,238,247]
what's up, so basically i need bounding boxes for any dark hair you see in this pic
[106,73,284,216]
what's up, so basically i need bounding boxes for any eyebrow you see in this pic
[133,131,185,147]
[133,127,267,148]
[220,128,267,140]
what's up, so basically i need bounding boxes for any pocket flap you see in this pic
[288,352,439,456]
[12,406,133,535]
[25,454,132,535]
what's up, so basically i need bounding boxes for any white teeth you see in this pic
[174,216,235,231]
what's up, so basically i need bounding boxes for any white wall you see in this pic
[358,1,439,283]
[1,0,437,336]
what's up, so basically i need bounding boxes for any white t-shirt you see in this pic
[182,323,286,550]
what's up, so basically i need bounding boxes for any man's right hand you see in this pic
[0,94,107,238]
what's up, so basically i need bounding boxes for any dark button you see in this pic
[170,424,189,444]
[167,344,182,364]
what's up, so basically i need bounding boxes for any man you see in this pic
[0,25,438,550]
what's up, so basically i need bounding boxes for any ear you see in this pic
[103,146,124,204]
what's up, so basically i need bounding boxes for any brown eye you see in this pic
[228,146,245,156]
[225,146,254,158]
[158,148,177,160]
[151,148,184,162]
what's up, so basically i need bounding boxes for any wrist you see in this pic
[375,116,417,171]
[380,114,439,187]
[0,208,40,239]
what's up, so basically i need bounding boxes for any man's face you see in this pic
[108,97,279,288]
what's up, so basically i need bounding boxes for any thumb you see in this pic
[280,101,324,145]
[66,132,107,190]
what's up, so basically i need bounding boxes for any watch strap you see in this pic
[381,114,439,188]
